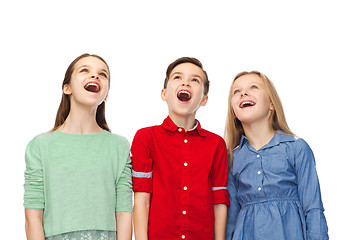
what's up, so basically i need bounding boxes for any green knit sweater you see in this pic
[24,130,132,237]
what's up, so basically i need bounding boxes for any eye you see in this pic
[233,89,240,94]
[80,68,88,73]
[173,75,181,80]
[251,85,258,89]
[99,72,108,78]
[192,78,200,83]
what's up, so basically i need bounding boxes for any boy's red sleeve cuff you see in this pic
[132,177,153,193]
[213,189,230,206]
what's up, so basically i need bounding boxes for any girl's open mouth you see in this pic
[177,90,191,102]
[239,101,255,108]
[84,82,100,93]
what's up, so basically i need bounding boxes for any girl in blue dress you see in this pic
[225,71,328,240]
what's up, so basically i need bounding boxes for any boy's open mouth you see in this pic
[84,82,100,93]
[177,90,191,102]
[239,101,255,108]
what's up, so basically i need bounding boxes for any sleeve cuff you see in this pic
[133,177,153,193]
[213,188,230,206]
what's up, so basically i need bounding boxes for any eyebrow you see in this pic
[77,65,108,74]
[170,72,202,78]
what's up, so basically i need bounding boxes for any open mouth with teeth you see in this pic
[239,101,255,108]
[177,90,191,102]
[84,82,100,93]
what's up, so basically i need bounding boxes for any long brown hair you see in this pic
[51,53,111,132]
[224,71,294,167]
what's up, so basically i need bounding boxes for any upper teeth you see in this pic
[179,90,190,96]
[240,101,255,108]
[86,83,99,88]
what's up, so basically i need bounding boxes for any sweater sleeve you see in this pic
[115,138,133,212]
[24,137,45,209]
[295,139,329,240]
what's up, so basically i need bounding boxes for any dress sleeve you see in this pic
[210,138,230,205]
[131,129,153,193]
[115,139,133,212]
[24,137,45,209]
[295,139,329,240]
[226,165,241,240]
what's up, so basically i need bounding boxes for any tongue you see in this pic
[178,92,191,102]
[85,85,99,93]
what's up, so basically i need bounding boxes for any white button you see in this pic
[181,235,186,239]
[182,210,186,215]
[257,154,260,158]
[183,186,188,190]
[258,187,262,191]
[184,139,188,143]
[184,162,188,167]
[178,128,182,132]
[257,171,261,175]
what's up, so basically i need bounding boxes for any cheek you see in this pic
[230,97,238,113]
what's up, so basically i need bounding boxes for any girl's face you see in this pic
[231,74,274,125]
[64,56,110,108]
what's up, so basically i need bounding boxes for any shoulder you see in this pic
[26,132,54,148]
[199,128,227,150]
[292,137,313,155]
[132,125,160,143]
[106,132,130,146]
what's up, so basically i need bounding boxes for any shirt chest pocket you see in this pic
[262,152,287,174]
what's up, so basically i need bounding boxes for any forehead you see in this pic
[74,56,108,71]
[233,74,264,87]
[170,62,206,80]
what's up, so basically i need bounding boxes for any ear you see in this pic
[270,102,274,111]
[200,95,208,107]
[63,84,72,95]
[161,88,167,101]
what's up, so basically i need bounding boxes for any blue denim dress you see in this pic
[226,133,329,240]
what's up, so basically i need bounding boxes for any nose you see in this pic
[91,74,99,80]
[241,91,249,97]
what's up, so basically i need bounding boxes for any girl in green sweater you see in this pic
[24,54,132,240]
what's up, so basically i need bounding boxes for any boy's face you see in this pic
[161,62,208,119]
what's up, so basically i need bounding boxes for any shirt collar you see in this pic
[162,116,205,136]
[239,131,295,150]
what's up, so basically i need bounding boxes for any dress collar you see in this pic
[162,116,205,136]
[239,131,296,150]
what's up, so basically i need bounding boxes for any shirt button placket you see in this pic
[181,132,190,238]
[256,153,264,194]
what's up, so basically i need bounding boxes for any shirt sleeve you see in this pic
[24,137,45,209]
[131,129,153,193]
[115,139,133,212]
[226,170,241,240]
[210,138,230,206]
[295,139,329,240]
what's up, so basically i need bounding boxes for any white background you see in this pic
[1,0,351,239]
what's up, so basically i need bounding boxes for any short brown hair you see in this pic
[164,57,210,95]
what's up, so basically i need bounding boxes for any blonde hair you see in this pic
[224,71,294,167]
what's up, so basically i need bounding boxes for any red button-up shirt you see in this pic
[132,116,229,240]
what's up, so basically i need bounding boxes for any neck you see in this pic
[242,119,275,151]
[58,102,102,134]
[169,112,196,131]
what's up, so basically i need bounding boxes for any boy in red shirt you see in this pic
[132,57,229,240]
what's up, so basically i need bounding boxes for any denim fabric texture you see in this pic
[226,132,329,240]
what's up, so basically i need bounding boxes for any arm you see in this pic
[25,209,45,240]
[295,139,329,240]
[214,204,227,240]
[210,139,230,239]
[116,212,132,240]
[24,137,45,239]
[115,139,133,239]
[133,192,151,240]
[131,129,154,240]
[226,172,240,240]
